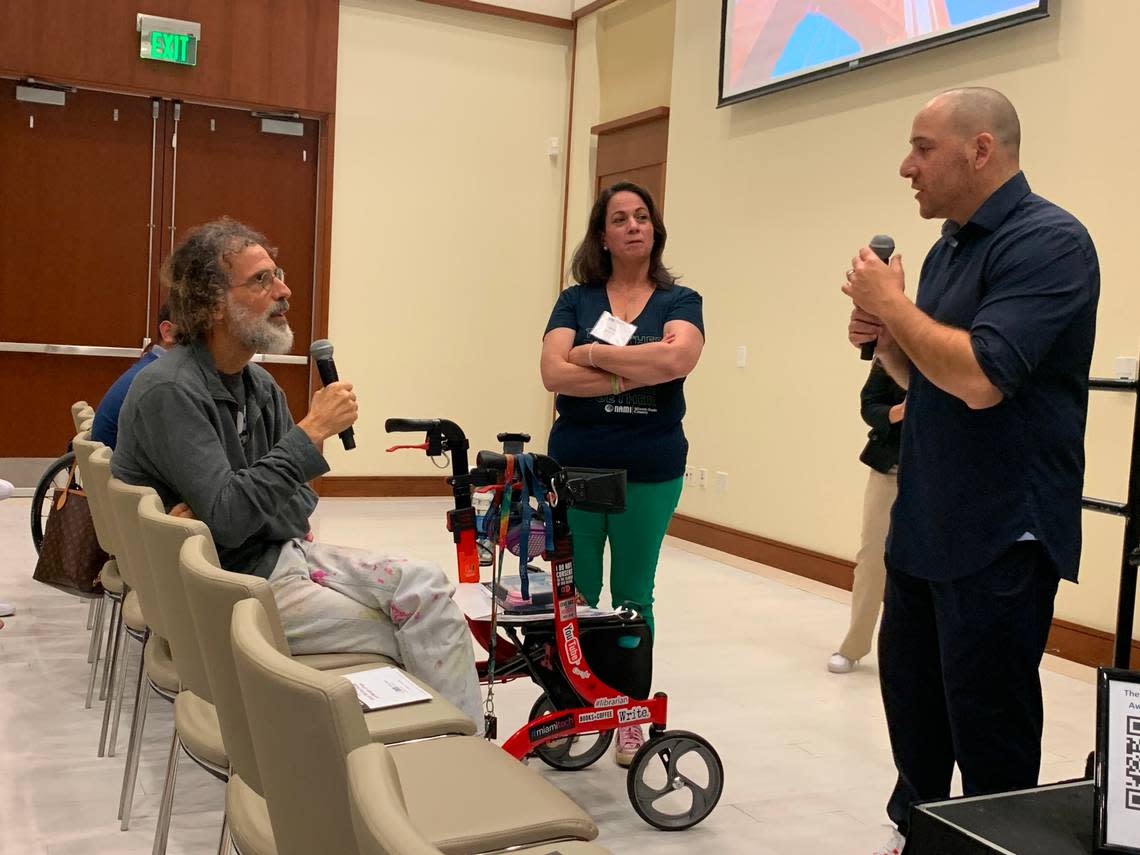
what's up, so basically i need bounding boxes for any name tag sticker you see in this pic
[590,311,636,346]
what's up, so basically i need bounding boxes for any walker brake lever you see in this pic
[385,442,431,453]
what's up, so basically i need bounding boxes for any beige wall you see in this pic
[562,0,675,281]
[664,1,1139,634]
[563,14,601,285]
[328,0,571,475]
[596,0,675,123]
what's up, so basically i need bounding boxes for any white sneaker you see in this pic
[0,479,12,501]
[828,652,857,673]
[871,828,905,855]
[0,602,13,617]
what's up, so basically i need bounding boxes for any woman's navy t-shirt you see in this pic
[544,282,704,482]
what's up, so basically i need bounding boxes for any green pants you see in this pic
[567,477,683,636]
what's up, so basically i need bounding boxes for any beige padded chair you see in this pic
[178,535,476,855]
[68,400,97,637]
[71,405,99,640]
[71,433,126,712]
[178,534,475,745]
[179,534,277,855]
[93,458,181,830]
[136,495,231,855]
[71,426,104,637]
[64,414,104,642]
[80,443,155,760]
[230,598,598,855]
[70,400,94,432]
[346,743,613,855]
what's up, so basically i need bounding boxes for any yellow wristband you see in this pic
[610,373,619,395]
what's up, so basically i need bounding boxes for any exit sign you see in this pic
[137,13,200,67]
[145,31,197,65]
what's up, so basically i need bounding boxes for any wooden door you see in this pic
[0,81,162,457]
[161,102,320,422]
[592,107,670,209]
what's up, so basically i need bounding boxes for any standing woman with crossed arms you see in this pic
[540,181,704,765]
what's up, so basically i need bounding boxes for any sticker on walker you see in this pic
[594,695,630,709]
[590,310,636,346]
[578,709,614,725]
[529,714,574,744]
[618,705,652,725]
[563,625,583,665]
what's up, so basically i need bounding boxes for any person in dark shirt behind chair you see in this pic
[91,302,176,449]
[827,361,905,675]
[844,87,1099,855]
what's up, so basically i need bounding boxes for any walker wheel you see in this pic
[529,693,613,771]
[626,730,723,830]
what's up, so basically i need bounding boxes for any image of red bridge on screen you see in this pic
[725,1,1038,99]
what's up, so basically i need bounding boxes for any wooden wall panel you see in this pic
[597,164,666,212]
[0,0,339,114]
[592,108,669,208]
[0,83,155,347]
[0,354,134,457]
[594,117,669,177]
[163,103,321,423]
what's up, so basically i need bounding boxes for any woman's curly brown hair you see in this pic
[162,218,277,346]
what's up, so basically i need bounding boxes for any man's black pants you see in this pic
[879,542,1060,834]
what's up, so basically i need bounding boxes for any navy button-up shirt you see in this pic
[887,172,1099,582]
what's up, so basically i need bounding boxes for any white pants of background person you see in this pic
[268,539,482,728]
[834,468,898,667]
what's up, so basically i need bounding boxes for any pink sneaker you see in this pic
[615,724,645,767]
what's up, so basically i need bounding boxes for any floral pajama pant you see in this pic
[268,539,482,729]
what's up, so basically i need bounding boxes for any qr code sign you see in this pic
[1126,715,1140,810]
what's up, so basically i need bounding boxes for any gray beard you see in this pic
[229,300,294,354]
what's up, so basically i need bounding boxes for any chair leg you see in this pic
[98,598,122,701]
[106,628,134,757]
[98,611,125,761]
[86,596,103,662]
[216,812,231,855]
[119,644,150,828]
[85,597,108,707]
[86,597,97,631]
[152,730,180,855]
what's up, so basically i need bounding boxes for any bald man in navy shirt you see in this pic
[844,87,1100,851]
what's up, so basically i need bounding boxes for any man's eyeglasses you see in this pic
[237,267,286,293]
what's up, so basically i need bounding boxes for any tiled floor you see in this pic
[0,496,1097,854]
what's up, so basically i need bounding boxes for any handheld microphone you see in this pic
[309,339,357,451]
[859,234,896,361]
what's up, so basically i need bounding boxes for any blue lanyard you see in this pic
[514,454,554,600]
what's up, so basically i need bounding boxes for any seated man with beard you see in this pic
[111,218,482,727]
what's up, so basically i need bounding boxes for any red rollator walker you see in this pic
[386,418,724,831]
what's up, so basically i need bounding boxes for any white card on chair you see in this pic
[343,667,432,712]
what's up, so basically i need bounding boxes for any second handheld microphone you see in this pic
[859,234,896,361]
